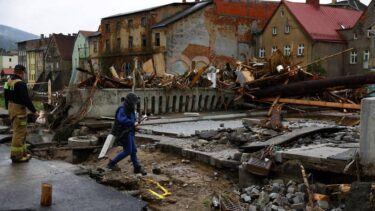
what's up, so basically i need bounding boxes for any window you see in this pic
[281,10,284,17]
[105,39,110,51]
[116,22,121,32]
[142,34,147,48]
[272,27,277,35]
[350,50,357,64]
[258,48,265,58]
[128,19,133,28]
[128,36,133,49]
[354,33,358,40]
[364,49,370,62]
[297,44,304,56]
[105,24,110,33]
[93,41,98,53]
[271,46,277,54]
[284,25,290,34]
[141,17,147,27]
[367,30,372,38]
[155,33,160,47]
[9,58,11,62]
[116,38,121,50]
[284,45,291,56]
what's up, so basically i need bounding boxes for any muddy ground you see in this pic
[83,146,239,211]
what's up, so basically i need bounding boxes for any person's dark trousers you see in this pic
[110,137,140,168]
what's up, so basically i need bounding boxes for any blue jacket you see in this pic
[115,106,136,144]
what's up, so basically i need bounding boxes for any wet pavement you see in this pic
[0,144,147,211]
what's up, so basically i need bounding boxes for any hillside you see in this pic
[0,24,38,50]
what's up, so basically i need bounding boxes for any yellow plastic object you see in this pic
[143,179,171,200]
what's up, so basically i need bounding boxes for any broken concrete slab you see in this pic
[0,144,147,210]
[136,134,240,169]
[68,136,98,147]
[240,126,342,152]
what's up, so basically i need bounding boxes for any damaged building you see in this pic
[257,0,362,77]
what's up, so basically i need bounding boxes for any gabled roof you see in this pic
[329,0,367,11]
[1,68,14,75]
[281,0,363,42]
[52,34,76,60]
[102,2,195,20]
[88,31,101,38]
[79,30,96,37]
[152,1,213,29]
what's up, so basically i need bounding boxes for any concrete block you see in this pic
[360,97,375,167]
[238,165,261,188]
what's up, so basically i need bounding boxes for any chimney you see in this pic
[182,0,186,2]
[68,33,71,36]
[195,0,199,2]
[306,0,319,8]
[40,34,44,39]
[331,0,337,4]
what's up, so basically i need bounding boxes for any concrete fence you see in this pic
[66,87,237,118]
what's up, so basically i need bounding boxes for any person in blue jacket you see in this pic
[107,93,147,175]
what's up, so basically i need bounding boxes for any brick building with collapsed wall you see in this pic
[94,0,277,76]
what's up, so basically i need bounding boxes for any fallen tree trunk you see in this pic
[258,98,361,110]
[249,73,375,98]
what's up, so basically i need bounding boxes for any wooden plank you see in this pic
[190,66,207,88]
[153,53,166,77]
[239,127,341,152]
[142,59,154,74]
[259,98,361,110]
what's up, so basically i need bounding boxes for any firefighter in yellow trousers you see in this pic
[4,65,38,162]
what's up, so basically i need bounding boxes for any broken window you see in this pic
[350,50,357,64]
[116,38,121,50]
[141,17,147,27]
[128,19,133,28]
[284,45,291,56]
[271,46,277,54]
[105,39,110,51]
[155,33,160,47]
[116,22,121,32]
[93,41,98,53]
[258,48,265,58]
[284,24,290,34]
[142,34,147,48]
[128,36,133,49]
[297,44,304,56]
[105,24,110,33]
[272,27,277,35]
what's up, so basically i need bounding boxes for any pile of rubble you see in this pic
[237,179,344,211]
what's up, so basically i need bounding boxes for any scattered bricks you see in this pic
[290,202,305,210]
[272,183,281,193]
[297,184,306,193]
[258,191,270,207]
[271,204,279,210]
[292,196,303,204]
[295,192,305,203]
[287,185,296,194]
[240,193,251,203]
[248,205,257,211]
[269,192,279,200]
[316,200,330,210]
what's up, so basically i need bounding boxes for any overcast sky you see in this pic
[0,0,371,36]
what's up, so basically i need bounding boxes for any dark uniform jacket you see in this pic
[4,75,36,113]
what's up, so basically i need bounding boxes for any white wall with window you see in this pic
[284,45,291,56]
[1,55,18,69]
[258,48,265,58]
[350,50,357,64]
[297,44,304,56]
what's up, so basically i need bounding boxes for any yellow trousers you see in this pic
[9,102,28,160]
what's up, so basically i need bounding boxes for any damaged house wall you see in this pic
[339,0,375,75]
[152,0,278,74]
[257,0,362,77]
[97,3,193,74]
[155,0,277,74]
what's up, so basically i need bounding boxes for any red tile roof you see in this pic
[1,68,14,75]
[283,0,363,42]
[80,30,96,37]
[53,34,76,60]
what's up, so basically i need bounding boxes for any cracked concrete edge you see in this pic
[136,134,240,169]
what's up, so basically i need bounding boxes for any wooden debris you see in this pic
[258,98,361,110]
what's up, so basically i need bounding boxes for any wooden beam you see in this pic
[259,98,361,110]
